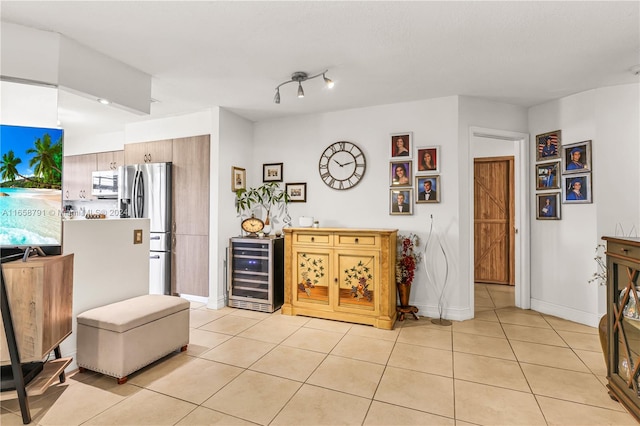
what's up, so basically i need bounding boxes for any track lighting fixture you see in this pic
[274,70,333,103]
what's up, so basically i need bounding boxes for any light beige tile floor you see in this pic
[2,283,637,425]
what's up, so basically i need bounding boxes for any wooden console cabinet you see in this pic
[604,236,640,421]
[282,228,397,329]
[1,254,74,364]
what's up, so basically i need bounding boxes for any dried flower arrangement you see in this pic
[396,233,422,286]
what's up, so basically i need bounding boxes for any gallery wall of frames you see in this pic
[389,132,441,216]
[535,130,593,220]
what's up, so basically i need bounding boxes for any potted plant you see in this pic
[396,233,422,320]
[235,182,290,232]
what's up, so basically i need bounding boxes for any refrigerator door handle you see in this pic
[133,170,145,218]
[150,254,161,259]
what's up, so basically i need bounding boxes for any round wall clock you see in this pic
[318,141,366,190]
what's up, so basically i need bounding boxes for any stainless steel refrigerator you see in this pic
[118,162,172,295]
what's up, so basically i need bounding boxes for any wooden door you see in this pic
[474,156,514,285]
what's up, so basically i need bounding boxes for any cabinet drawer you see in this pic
[608,242,640,262]
[336,234,379,248]
[294,233,332,245]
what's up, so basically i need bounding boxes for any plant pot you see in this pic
[397,283,412,307]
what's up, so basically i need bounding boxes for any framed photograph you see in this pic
[263,162,283,182]
[415,176,440,203]
[416,146,439,174]
[562,173,592,204]
[390,160,412,187]
[231,166,246,192]
[536,192,561,220]
[562,140,591,174]
[535,161,560,190]
[390,132,412,159]
[536,130,561,161]
[285,182,307,202]
[390,189,413,215]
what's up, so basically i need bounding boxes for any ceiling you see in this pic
[2,1,639,136]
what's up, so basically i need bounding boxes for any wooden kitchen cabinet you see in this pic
[282,228,398,329]
[171,135,210,297]
[173,234,209,297]
[604,236,640,421]
[172,135,210,236]
[124,139,173,164]
[1,254,74,364]
[96,150,124,170]
[62,153,96,200]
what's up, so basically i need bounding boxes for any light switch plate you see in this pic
[134,229,143,244]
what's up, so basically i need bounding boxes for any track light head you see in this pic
[274,89,280,104]
[297,82,304,98]
[323,73,334,89]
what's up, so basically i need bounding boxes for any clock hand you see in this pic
[333,159,345,167]
[342,161,354,166]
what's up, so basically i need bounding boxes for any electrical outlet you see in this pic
[134,229,143,244]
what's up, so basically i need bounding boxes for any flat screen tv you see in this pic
[0,124,63,262]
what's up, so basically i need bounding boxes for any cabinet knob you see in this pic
[334,278,338,283]
[65,190,69,199]
[148,153,152,162]
[621,248,629,254]
[355,238,359,243]
[311,237,315,242]
[144,154,148,163]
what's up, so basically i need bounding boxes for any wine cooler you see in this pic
[227,236,284,313]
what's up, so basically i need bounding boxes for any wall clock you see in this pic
[318,141,366,190]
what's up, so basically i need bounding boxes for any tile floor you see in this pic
[1,283,637,425]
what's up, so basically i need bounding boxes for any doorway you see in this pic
[468,127,530,316]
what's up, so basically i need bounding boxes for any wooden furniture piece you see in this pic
[96,150,124,170]
[77,294,189,384]
[1,254,74,423]
[282,227,398,329]
[604,236,640,421]
[62,153,96,200]
[228,236,284,313]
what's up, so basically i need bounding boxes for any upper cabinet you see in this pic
[62,153,96,200]
[96,150,124,170]
[124,139,173,164]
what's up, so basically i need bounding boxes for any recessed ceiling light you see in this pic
[97,98,111,105]
[630,65,640,76]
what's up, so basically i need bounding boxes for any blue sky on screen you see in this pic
[1,124,63,180]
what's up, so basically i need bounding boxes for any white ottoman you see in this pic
[77,295,190,384]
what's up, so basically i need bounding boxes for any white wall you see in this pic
[528,83,639,326]
[216,109,254,308]
[0,81,58,127]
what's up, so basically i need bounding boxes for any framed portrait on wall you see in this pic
[536,130,561,161]
[231,166,246,192]
[389,189,413,215]
[562,140,591,174]
[535,161,560,190]
[390,132,412,159]
[263,162,283,182]
[416,146,439,174]
[562,173,592,204]
[285,182,307,202]
[536,192,561,220]
[390,161,412,187]
[415,176,440,203]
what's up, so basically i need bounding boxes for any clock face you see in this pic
[241,217,264,234]
[318,141,366,190]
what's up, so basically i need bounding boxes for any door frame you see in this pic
[468,127,530,313]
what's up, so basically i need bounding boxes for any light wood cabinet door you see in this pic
[1,254,74,364]
[124,139,172,164]
[173,234,209,297]
[96,150,124,170]
[291,246,332,308]
[172,135,210,236]
[334,249,379,315]
[62,153,96,200]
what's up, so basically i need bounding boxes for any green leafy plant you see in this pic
[235,182,290,225]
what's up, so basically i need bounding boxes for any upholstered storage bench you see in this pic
[76,294,190,384]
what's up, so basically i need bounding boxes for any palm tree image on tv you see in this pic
[0,125,64,248]
[1,132,62,189]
